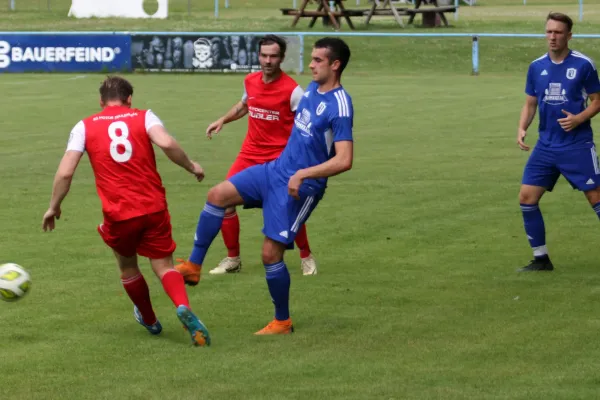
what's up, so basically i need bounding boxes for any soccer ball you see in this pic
[0,263,31,302]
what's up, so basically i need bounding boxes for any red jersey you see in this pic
[66,106,167,222]
[240,71,304,162]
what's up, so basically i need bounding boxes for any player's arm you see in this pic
[558,92,600,132]
[43,122,86,231]
[147,125,204,181]
[297,141,353,180]
[42,150,83,231]
[288,106,354,199]
[288,141,353,200]
[146,110,204,180]
[517,64,538,151]
[206,101,248,139]
[584,92,600,120]
[559,63,600,132]
[222,101,249,124]
[517,95,538,151]
[206,83,250,138]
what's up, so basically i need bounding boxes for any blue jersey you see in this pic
[526,50,600,150]
[273,81,354,191]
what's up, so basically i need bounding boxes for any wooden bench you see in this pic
[406,5,456,26]
[365,0,409,26]
[281,0,363,30]
[281,8,368,16]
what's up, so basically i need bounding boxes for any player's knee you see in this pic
[584,187,600,205]
[207,185,227,207]
[519,191,532,204]
[261,242,284,265]
[262,251,281,265]
[519,187,541,205]
[225,206,236,215]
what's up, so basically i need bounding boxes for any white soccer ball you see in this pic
[0,263,31,302]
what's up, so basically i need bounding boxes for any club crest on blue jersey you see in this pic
[295,108,312,137]
[566,68,577,80]
[316,102,327,116]
[543,83,568,105]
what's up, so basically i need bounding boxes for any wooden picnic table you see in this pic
[281,0,367,30]
[366,0,457,27]
[365,0,409,27]
[406,0,456,27]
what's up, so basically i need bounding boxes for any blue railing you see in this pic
[1,31,599,74]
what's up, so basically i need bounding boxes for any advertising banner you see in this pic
[0,34,131,73]
[130,34,302,74]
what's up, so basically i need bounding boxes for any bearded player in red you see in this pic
[202,35,317,276]
[41,76,211,347]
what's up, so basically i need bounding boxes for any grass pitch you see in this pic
[1,1,600,399]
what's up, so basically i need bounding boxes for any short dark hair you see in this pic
[547,12,573,32]
[314,37,351,76]
[258,35,287,58]
[99,76,133,103]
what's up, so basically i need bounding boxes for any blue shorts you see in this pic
[522,144,600,191]
[228,162,323,246]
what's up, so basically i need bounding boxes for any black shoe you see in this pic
[518,256,554,272]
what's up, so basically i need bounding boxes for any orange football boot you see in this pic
[175,258,202,286]
[255,318,294,335]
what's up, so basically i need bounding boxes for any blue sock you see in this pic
[189,202,225,265]
[264,261,290,321]
[520,203,548,259]
[593,202,600,220]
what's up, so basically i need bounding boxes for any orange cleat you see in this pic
[254,318,294,335]
[175,258,202,286]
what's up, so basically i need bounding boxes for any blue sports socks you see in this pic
[189,202,225,265]
[520,203,548,258]
[593,202,600,220]
[264,261,291,321]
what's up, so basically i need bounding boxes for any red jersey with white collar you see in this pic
[67,106,167,222]
[240,71,304,162]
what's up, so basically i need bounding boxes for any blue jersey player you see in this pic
[518,13,600,272]
[176,37,354,334]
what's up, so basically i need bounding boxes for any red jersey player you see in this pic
[202,35,318,276]
[41,76,210,347]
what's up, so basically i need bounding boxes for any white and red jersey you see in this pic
[66,106,167,222]
[240,71,304,162]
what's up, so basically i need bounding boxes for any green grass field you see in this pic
[2,1,600,399]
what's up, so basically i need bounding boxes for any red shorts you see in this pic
[97,210,176,259]
[226,156,262,179]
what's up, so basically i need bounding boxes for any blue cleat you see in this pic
[133,306,163,335]
[176,305,211,347]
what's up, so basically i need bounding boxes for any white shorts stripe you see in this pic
[291,196,314,233]
[591,147,600,175]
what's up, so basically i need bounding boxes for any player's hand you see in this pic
[206,119,224,139]
[288,173,304,200]
[42,207,61,232]
[558,110,582,132]
[190,162,205,182]
[517,128,530,151]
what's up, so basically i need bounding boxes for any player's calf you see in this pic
[176,181,246,281]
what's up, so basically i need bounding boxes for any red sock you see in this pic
[295,224,312,259]
[221,211,240,258]
[121,274,156,325]
[161,270,190,308]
